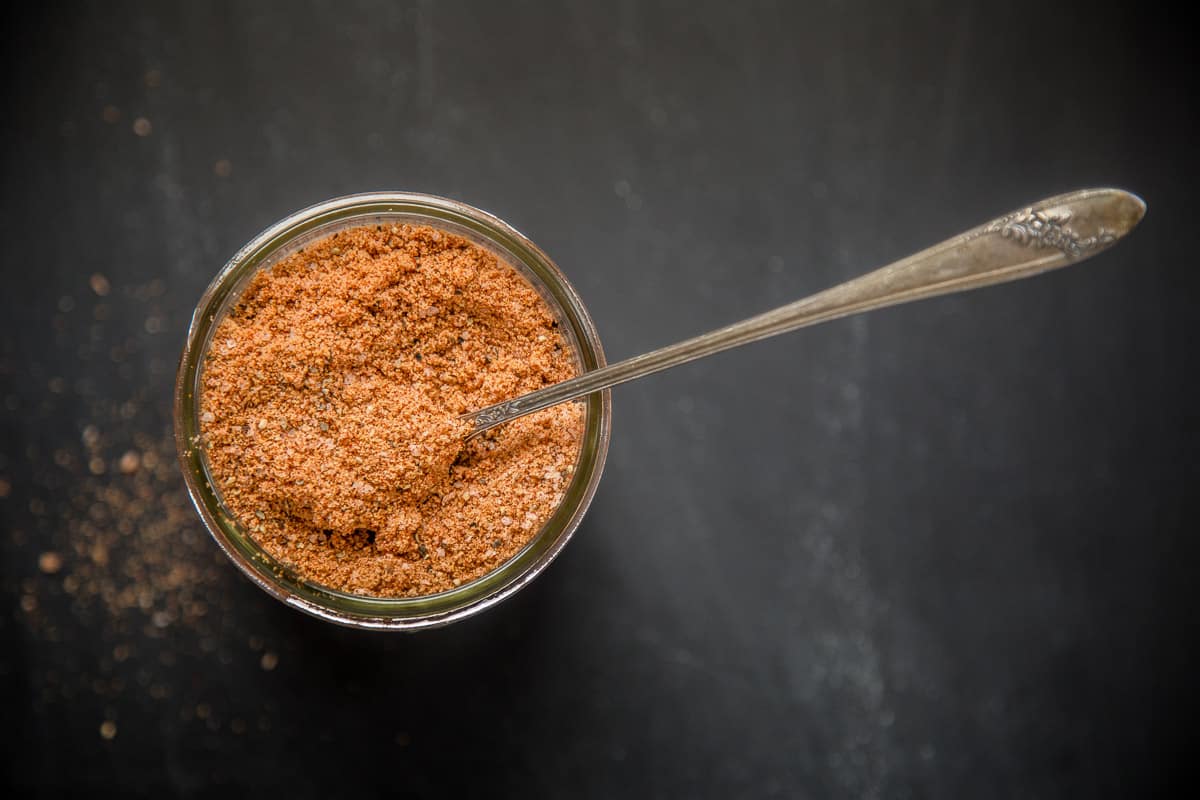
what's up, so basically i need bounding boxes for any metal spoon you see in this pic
[462,188,1145,437]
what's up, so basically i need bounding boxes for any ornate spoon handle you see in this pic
[464,188,1145,436]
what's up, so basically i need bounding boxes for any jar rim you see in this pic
[174,192,611,630]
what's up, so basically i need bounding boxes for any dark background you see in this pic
[2,1,1195,797]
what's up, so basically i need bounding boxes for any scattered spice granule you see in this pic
[81,425,100,448]
[131,117,152,137]
[99,720,118,740]
[260,652,279,671]
[118,450,141,474]
[199,223,584,597]
[214,159,233,177]
[89,273,111,296]
[38,551,63,574]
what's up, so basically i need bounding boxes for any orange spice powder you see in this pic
[199,223,583,597]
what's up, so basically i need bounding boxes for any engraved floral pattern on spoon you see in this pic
[984,208,1115,257]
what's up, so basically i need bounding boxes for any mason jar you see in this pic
[174,192,612,630]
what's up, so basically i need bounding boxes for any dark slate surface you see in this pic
[2,2,1195,797]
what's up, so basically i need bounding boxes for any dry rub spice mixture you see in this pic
[199,224,583,596]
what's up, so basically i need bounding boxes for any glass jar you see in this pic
[174,193,612,630]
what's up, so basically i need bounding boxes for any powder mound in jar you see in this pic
[200,223,584,597]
